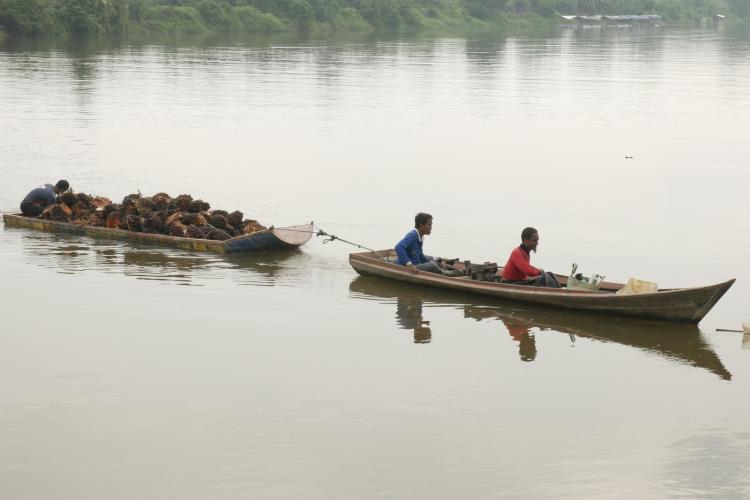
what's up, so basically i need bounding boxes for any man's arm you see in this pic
[417,245,429,264]
[395,231,417,266]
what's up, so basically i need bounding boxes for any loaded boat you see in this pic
[349,249,734,324]
[2,214,313,254]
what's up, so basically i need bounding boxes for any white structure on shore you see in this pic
[559,14,663,28]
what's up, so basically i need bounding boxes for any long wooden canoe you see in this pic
[349,249,735,324]
[2,213,313,254]
[349,276,731,379]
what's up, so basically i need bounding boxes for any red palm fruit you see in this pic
[106,212,121,229]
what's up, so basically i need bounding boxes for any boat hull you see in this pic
[349,250,734,324]
[2,214,313,254]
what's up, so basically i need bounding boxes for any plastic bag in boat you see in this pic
[615,278,658,295]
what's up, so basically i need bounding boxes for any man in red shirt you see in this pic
[501,227,560,287]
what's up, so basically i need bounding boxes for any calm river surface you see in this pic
[1,28,750,499]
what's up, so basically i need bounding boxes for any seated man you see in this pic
[395,212,460,276]
[20,180,70,217]
[501,227,560,288]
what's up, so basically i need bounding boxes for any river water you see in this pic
[1,28,749,499]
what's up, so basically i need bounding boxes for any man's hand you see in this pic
[537,268,544,275]
[407,263,418,274]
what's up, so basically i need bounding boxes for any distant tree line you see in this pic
[1,0,748,38]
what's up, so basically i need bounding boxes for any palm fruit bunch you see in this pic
[72,201,89,218]
[227,211,243,228]
[125,215,143,232]
[182,213,207,226]
[136,196,155,214]
[188,199,210,213]
[42,203,72,222]
[165,212,182,227]
[185,225,207,239]
[168,222,187,237]
[33,190,265,241]
[57,191,78,208]
[152,193,171,211]
[121,194,141,215]
[90,196,112,208]
[100,203,117,218]
[143,211,167,234]
[241,220,266,234]
[76,192,92,206]
[205,226,231,241]
[105,211,122,229]
[87,211,103,226]
[208,213,229,230]
[174,194,193,211]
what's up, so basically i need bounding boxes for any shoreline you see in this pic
[1,23,745,51]
[1,1,746,44]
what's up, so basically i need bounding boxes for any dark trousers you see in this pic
[416,261,444,274]
[20,200,44,217]
[503,272,561,288]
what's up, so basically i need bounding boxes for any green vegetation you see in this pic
[0,0,748,39]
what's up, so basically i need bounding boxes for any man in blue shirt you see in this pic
[395,212,460,276]
[20,180,70,216]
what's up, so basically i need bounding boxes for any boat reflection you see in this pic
[13,229,311,286]
[349,276,731,380]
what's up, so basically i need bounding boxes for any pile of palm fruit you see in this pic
[40,191,266,241]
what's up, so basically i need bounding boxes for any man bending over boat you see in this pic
[501,227,561,288]
[20,180,70,217]
[395,212,461,276]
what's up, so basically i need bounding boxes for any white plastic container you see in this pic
[567,274,606,291]
[567,264,605,291]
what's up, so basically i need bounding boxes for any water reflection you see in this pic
[394,292,432,344]
[10,227,312,287]
[349,276,731,379]
[501,315,538,362]
[465,304,733,380]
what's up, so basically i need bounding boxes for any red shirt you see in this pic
[501,245,540,281]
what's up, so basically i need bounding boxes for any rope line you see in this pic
[315,226,390,262]
[273,224,391,261]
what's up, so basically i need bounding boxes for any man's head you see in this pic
[414,212,433,236]
[54,180,70,194]
[521,226,539,252]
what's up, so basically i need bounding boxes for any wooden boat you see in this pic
[2,213,313,254]
[349,249,735,324]
[349,276,732,380]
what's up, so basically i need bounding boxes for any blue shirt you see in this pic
[395,229,430,266]
[22,184,56,205]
